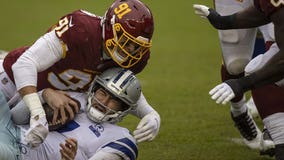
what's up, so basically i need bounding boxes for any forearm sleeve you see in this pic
[129,92,155,119]
[226,62,284,96]
[207,9,237,29]
[12,30,63,90]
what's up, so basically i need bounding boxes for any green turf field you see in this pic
[0,0,274,159]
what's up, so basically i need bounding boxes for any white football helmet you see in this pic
[86,67,141,123]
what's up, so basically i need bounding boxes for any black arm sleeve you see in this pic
[207,8,237,29]
[225,61,284,97]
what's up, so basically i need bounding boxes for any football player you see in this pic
[0,0,160,147]
[209,0,279,155]
[0,67,144,160]
[193,2,284,159]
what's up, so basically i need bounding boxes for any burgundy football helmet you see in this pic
[102,0,154,68]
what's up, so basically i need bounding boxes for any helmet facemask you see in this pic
[86,68,141,124]
[86,86,131,124]
[105,22,152,68]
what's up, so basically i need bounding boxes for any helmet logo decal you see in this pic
[114,3,132,19]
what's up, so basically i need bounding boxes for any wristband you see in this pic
[23,93,45,117]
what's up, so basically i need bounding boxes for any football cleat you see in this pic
[231,110,261,149]
[260,128,275,157]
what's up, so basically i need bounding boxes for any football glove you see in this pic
[23,93,49,148]
[193,4,210,18]
[209,82,235,105]
[193,4,236,29]
[133,111,161,143]
[25,114,49,148]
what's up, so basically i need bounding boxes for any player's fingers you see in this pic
[60,149,67,160]
[52,108,59,124]
[136,120,147,130]
[60,149,73,160]
[136,132,154,143]
[134,125,150,136]
[61,143,73,155]
[193,4,202,11]
[66,138,78,151]
[209,84,223,95]
[64,141,77,159]
[216,90,230,104]
[65,104,75,120]
[209,88,218,96]
[213,85,228,101]
[211,86,226,100]
[222,93,235,105]
[134,129,152,141]
[66,138,77,145]
[211,91,221,100]
[60,144,68,154]
[60,107,67,123]
[69,100,79,113]
[216,95,224,104]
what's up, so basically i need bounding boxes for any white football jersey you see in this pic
[20,92,138,160]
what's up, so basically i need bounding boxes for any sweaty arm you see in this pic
[13,30,64,92]
[226,9,284,96]
[13,31,66,147]
[194,4,270,29]
[12,30,65,116]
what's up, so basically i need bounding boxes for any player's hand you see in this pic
[60,138,78,160]
[43,88,79,124]
[193,4,232,30]
[209,83,235,105]
[193,4,210,18]
[25,114,49,148]
[133,111,161,143]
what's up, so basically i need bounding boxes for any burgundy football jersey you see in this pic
[3,10,149,92]
[254,0,284,17]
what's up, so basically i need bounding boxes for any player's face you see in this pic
[104,36,140,59]
[91,88,124,114]
[104,23,151,68]
[117,36,140,58]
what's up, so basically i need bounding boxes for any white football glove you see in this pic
[133,111,160,143]
[193,4,210,18]
[25,114,49,148]
[209,83,235,105]
[22,93,49,148]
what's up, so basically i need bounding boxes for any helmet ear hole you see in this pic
[133,4,138,10]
